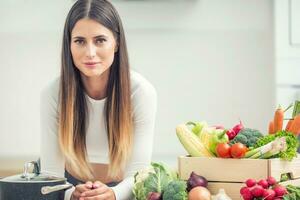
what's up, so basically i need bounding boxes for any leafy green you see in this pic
[133,162,178,200]
[133,181,147,200]
[254,131,299,161]
[284,192,297,200]
[162,180,187,200]
[284,185,300,200]
[280,173,290,182]
[229,128,263,147]
[292,100,300,118]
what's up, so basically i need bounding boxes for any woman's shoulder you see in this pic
[130,71,157,120]
[130,71,157,98]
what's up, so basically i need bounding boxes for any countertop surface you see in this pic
[0,154,178,178]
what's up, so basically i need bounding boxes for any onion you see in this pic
[147,192,162,200]
[188,186,211,200]
[187,171,208,191]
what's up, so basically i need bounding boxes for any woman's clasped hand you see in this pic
[71,181,116,200]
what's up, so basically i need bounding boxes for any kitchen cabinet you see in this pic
[274,0,300,107]
[290,0,300,45]
[275,0,300,59]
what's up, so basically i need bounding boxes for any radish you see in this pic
[257,179,269,189]
[251,185,264,197]
[273,185,287,197]
[266,176,277,186]
[226,129,236,140]
[233,120,244,134]
[240,186,250,195]
[245,179,256,187]
[240,187,253,200]
[242,192,253,200]
[262,189,276,200]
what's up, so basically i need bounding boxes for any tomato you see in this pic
[216,143,231,158]
[230,143,247,158]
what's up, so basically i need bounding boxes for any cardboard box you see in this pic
[178,156,300,200]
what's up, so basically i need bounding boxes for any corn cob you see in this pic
[176,124,214,157]
[198,127,213,150]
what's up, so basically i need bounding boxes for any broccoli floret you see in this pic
[251,131,264,138]
[162,180,187,200]
[232,134,248,144]
[248,137,258,145]
[229,128,263,147]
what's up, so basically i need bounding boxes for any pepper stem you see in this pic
[186,121,196,126]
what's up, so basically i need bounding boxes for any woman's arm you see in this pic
[40,80,75,200]
[111,79,157,200]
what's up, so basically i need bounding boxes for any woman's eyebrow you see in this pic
[72,36,85,40]
[94,35,108,39]
[72,35,108,40]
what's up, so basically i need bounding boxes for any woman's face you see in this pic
[70,18,118,78]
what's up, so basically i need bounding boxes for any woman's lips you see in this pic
[83,62,100,68]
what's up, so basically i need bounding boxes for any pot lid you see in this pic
[0,160,66,183]
[0,173,66,183]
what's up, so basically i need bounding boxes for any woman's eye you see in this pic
[96,38,106,44]
[74,40,85,45]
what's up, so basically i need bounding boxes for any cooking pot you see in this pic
[0,161,73,200]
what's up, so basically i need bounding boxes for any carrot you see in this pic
[285,119,293,131]
[268,121,275,134]
[274,105,284,132]
[289,114,300,135]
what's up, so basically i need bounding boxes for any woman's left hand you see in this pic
[79,181,116,200]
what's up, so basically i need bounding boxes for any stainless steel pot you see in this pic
[0,161,73,200]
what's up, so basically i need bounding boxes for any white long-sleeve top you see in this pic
[40,71,157,200]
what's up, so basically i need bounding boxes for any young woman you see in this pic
[40,0,157,199]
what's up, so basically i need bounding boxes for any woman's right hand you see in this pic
[71,181,93,200]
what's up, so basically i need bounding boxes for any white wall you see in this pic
[0,0,275,167]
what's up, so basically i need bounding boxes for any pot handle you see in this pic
[21,161,40,179]
[41,183,73,195]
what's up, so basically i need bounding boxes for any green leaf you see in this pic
[283,192,297,200]
[133,162,178,200]
[292,100,300,118]
[254,131,299,161]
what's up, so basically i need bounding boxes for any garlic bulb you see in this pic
[211,189,232,200]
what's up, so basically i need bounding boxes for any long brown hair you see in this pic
[58,0,132,180]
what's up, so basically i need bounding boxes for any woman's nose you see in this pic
[86,43,97,58]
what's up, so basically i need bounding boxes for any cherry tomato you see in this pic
[216,143,231,158]
[230,143,247,158]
